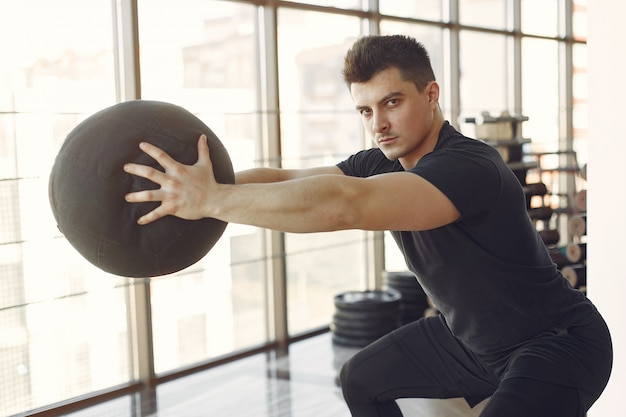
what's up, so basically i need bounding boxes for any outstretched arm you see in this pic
[123,135,460,233]
[235,166,344,185]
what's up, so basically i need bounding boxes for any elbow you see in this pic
[323,186,365,231]
[326,209,359,231]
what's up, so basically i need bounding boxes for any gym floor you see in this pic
[65,332,488,417]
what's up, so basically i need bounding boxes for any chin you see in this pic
[380,150,401,162]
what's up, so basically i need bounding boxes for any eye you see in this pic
[386,98,400,108]
[359,108,372,118]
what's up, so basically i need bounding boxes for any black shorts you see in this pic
[340,312,612,416]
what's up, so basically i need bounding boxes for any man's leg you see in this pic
[480,377,580,417]
[339,315,497,417]
[479,312,612,417]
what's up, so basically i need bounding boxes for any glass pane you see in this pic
[277,10,363,166]
[379,0,443,21]
[459,0,508,30]
[573,0,587,41]
[138,0,270,372]
[521,0,558,37]
[0,114,17,179]
[287,0,362,8]
[276,9,366,335]
[522,38,559,151]
[459,31,510,134]
[285,231,368,333]
[0,2,116,114]
[572,0,587,184]
[573,43,588,166]
[522,38,562,207]
[1,242,132,416]
[384,232,408,272]
[0,1,123,415]
[151,230,268,374]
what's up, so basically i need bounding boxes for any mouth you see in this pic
[378,136,397,145]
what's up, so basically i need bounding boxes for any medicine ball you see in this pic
[48,100,235,278]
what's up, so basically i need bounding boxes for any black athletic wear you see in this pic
[336,122,612,416]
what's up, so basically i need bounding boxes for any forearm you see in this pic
[124,138,389,230]
[211,175,358,233]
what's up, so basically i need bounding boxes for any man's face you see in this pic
[350,67,439,168]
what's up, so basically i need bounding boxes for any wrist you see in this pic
[205,182,230,220]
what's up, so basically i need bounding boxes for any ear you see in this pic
[425,81,440,104]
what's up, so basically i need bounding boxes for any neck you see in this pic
[399,108,445,170]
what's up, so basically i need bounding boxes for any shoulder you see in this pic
[436,122,500,156]
[411,124,509,218]
[337,148,402,177]
[423,123,504,174]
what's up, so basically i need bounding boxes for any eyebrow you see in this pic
[355,91,405,112]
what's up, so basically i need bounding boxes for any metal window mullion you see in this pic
[447,0,461,128]
[365,0,380,36]
[560,0,576,241]
[258,5,289,345]
[511,0,522,114]
[112,0,141,102]
[368,231,386,290]
[363,1,382,291]
[560,0,574,146]
[127,280,157,414]
[112,0,154,395]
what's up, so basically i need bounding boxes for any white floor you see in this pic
[68,332,488,417]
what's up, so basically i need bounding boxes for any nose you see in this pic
[372,111,390,134]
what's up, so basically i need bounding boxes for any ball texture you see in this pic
[49,100,235,278]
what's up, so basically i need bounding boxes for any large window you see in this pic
[276,9,366,335]
[0,1,128,414]
[0,1,587,415]
[380,0,444,21]
[522,0,559,38]
[459,0,508,29]
[137,0,269,375]
[572,0,589,165]
[521,38,560,149]
[459,31,510,117]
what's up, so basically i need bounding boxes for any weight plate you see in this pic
[334,290,401,311]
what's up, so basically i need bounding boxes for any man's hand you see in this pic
[124,134,217,225]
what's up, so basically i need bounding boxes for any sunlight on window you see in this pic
[0,2,125,414]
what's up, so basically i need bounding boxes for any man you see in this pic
[124,35,612,416]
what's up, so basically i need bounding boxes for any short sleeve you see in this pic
[411,148,503,218]
[337,148,402,178]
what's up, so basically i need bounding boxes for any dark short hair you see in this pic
[342,35,436,91]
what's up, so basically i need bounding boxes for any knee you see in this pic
[338,356,355,393]
[338,349,407,416]
[338,353,368,403]
[338,335,401,400]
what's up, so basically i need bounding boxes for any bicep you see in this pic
[349,172,460,231]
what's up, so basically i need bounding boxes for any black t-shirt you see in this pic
[337,122,595,355]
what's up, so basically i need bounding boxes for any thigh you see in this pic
[340,315,498,407]
[502,312,612,412]
[480,377,580,417]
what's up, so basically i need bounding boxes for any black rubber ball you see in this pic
[48,100,235,278]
